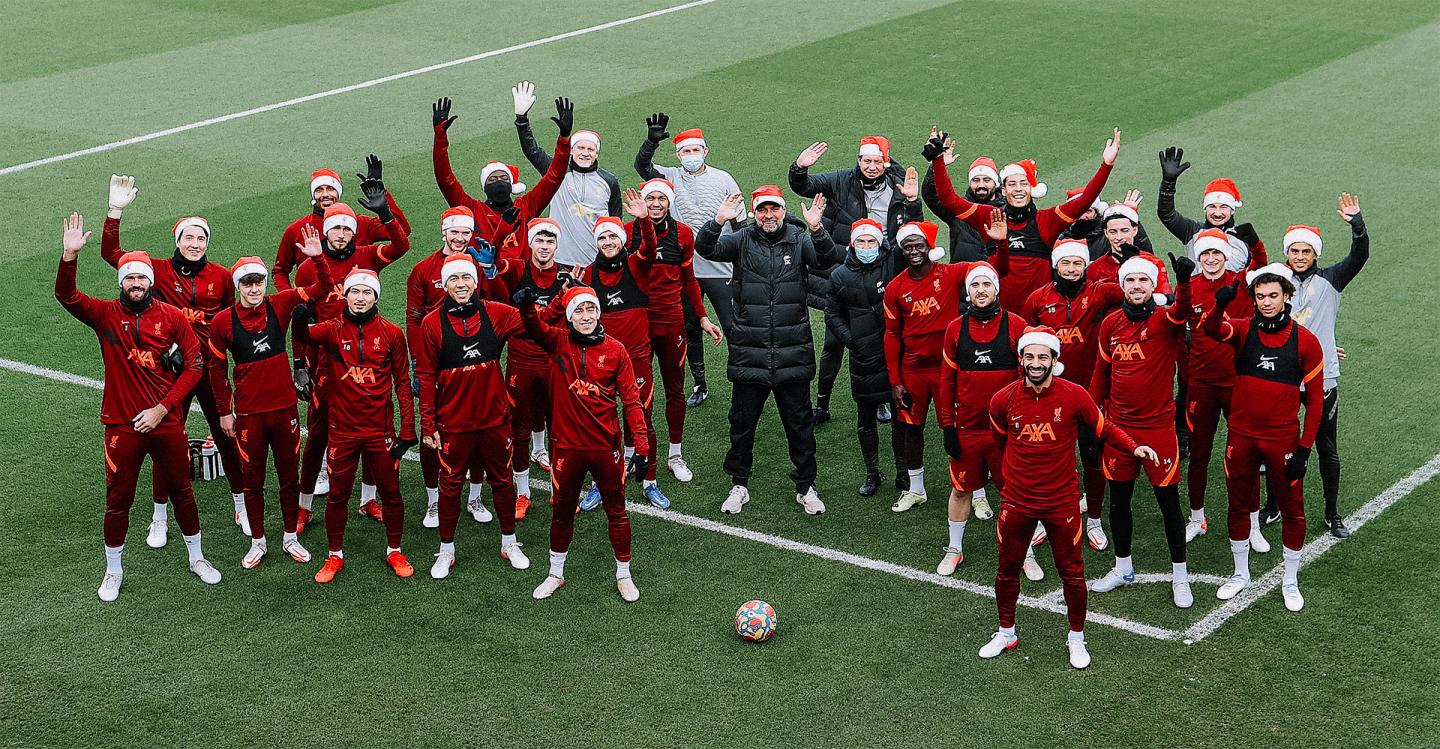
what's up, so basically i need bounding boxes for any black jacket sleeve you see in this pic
[601,169,622,217]
[922,163,957,224]
[514,115,552,173]
[825,273,853,347]
[789,163,837,199]
[1321,214,1369,292]
[634,138,662,180]
[1157,178,1205,243]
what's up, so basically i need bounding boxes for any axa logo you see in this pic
[342,365,377,384]
[126,348,158,369]
[325,284,344,303]
[1113,342,1146,361]
[973,349,992,364]
[1017,422,1056,442]
[251,335,271,354]
[182,308,204,325]
[569,378,601,397]
[462,342,481,359]
[1257,354,1278,371]
[1057,327,1083,345]
[909,297,940,316]
[1008,236,1025,249]
[606,290,624,305]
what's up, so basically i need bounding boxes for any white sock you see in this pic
[105,545,124,573]
[469,482,484,502]
[643,479,657,489]
[283,531,297,544]
[947,520,966,549]
[908,468,926,495]
[386,546,401,556]
[548,550,567,579]
[1248,510,1261,535]
[1087,517,1102,530]
[500,533,517,549]
[1191,508,1205,523]
[1115,555,1133,575]
[515,470,531,496]
[299,493,314,510]
[616,559,632,580]
[426,486,439,506]
[152,502,168,522]
[232,493,245,511]
[1000,625,1016,637]
[532,431,546,453]
[249,536,266,550]
[1230,539,1250,579]
[1067,629,1085,643]
[624,446,635,460]
[668,442,682,459]
[1282,546,1301,585]
[182,533,203,563]
[974,487,987,501]
[361,483,377,503]
[330,550,344,559]
[1172,561,1188,582]
[440,541,455,555]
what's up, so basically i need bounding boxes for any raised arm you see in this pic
[696,193,745,262]
[926,134,990,233]
[788,142,836,199]
[1155,146,1205,243]
[511,81,552,173]
[55,213,107,327]
[1324,194,1369,291]
[430,97,476,208]
[516,134,572,218]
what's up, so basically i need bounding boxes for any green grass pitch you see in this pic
[3,1,1439,746]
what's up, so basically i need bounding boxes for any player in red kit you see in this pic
[882,220,978,512]
[926,128,1121,308]
[293,270,418,583]
[1203,263,1324,611]
[935,262,1024,575]
[100,175,246,544]
[515,286,650,603]
[1087,253,1195,608]
[208,227,331,569]
[273,159,410,290]
[1085,201,1172,295]
[55,213,222,601]
[982,326,1156,668]
[414,255,532,579]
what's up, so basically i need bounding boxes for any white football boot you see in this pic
[617,576,640,602]
[190,558,222,585]
[721,486,750,514]
[1216,573,1251,600]
[532,575,564,600]
[431,549,456,580]
[501,542,530,570]
[667,455,694,483]
[978,631,1018,659]
[936,547,964,576]
[97,571,123,602]
[890,490,927,513]
[796,487,826,515]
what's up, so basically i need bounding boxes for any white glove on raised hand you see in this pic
[108,174,137,218]
[512,81,536,117]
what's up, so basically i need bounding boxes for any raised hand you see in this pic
[714,192,744,224]
[921,131,948,163]
[1119,242,1142,260]
[512,80,536,117]
[1337,192,1361,223]
[1158,146,1189,181]
[622,187,647,219]
[364,153,382,182]
[1168,251,1195,281]
[107,174,137,216]
[1213,278,1242,310]
[801,194,827,231]
[357,157,391,219]
[1123,188,1143,206]
[943,135,957,165]
[1231,223,1260,247]
[551,96,574,137]
[296,224,323,257]
[983,207,1007,242]
[432,97,456,130]
[796,142,828,168]
[61,212,91,259]
[900,167,920,201]
[512,286,539,308]
[1102,128,1122,165]
[646,112,670,143]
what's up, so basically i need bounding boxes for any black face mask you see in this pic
[484,180,514,205]
[324,241,356,261]
[1122,298,1156,322]
[446,297,477,318]
[1053,273,1086,297]
[171,249,207,277]
[968,299,1000,321]
[1069,215,1101,238]
[1004,202,1036,223]
[1256,303,1292,332]
[569,322,605,347]
[593,253,625,273]
[343,306,377,325]
[119,290,153,313]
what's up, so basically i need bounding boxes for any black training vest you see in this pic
[1237,319,1301,386]
[437,305,501,370]
[956,313,1016,371]
[653,220,684,265]
[1006,217,1048,259]
[590,263,649,313]
[519,263,573,308]
[230,303,286,365]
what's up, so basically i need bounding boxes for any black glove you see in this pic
[1213,278,1242,310]
[1285,445,1311,482]
[921,132,948,163]
[1168,251,1195,281]
[291,301,312,326]
[160,342,185,374]
[1119,242,1142,260]
[1158,146,1190,182]
[390,437,419,460]
[357,158,392,221]
[645,112,670,143]
[1231,223,1260,247]
[364,153,382,182]
[432,97,456,130]
[292,363,313,401]
[551,97,574,137]
[627,453,649,484]
[511,286,539,307]
[942,427,961,459]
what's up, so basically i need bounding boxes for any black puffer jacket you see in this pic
[922,163,1002,262]
[696,217,839,386]
[825,245,900,405]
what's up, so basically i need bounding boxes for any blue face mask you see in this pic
[680,154,705,172]
[855,247,880,264]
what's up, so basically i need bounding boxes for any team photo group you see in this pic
[57,80,1369,669]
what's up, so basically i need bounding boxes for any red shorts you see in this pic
[948,431,1005,493]
[897,369,939,426]
[1103,423,1180,486]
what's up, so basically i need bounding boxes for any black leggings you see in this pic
[1108,480,1187,563]
[816,325,845,403]
[856,402,905,477]
[684,277,736,386]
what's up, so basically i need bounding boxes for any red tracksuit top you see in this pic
[1090,284,1192,430]
[939,310,1026,432]
[628,217,705,330]
[1186,272,1253,386]
[496,258,581,372]
[273,193,409,290]
[883,260,977,377]
[292,231,412,323]
[56,257,202,433]
[1021,280,1124,390]
[300,313,415,441]
[406,248,516,346]
[432,127,570,256]
[1203,314,1324,447]
[415,300,524,436]
[100,216,234,360]
[1086,251,1172,296]
[989,377,1139,514]
[207,258,331,416]
[520,307,648,454]
[551,254,653,358]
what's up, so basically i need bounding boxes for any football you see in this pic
[735,600,778,642]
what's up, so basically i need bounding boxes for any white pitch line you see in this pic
[1037,572,1232,607]
[1180,452,1440,643]
[0,0,718,177]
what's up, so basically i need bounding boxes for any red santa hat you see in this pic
[440,206,476,233]
[1017,325,1065,377]
[229,256,268,287]
[310,169,342,197]
[172,216,211,244]
[117,251,154,286]
[858,135,891,166]
[480,161,526,194]
[593,216,627,244]
[571,130,601,149]
[968,157,1000,183]
[1103,201,1140,225]
[342,267,380,297]
[895,221,945,262]
[641,178,675,203]
[441,254,478,285]
[1051,238,1090,268]
[1283,224,1323,256]
[1119,255,1168,304]
[999,159,1047,198]
[849,218,884,245]
[672,128,706,150]
[527,217,561,245]
[322,203,357,234]
[751,184,785,210]
[1202,179,1242,210]
[966,261,1000,292]
[1247,261,1297,288]
[561,285,600,321]
[1066,187,1107,215]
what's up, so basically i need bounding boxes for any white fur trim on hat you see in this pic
[230,259,268,287]
[172,216,211,244]
[571,130,601,149]
[1247,262,1297,288]
[849,222,884,245]
[441,255,478,286]
[1051,239,1090,268]
[528,219,560,245]
[593,217,626,244]
[323,212,357,234]
[641,178,675,203]
[999,162,1047,199]
[1103,203,1140,225]
[480,162,525,194]
[310,173,341,196]
[1118,256,1159,287]
[674,136,705,150]
[1017,331,1065,377]
[1203,191,1240,210]
[117,254,154,287]
[441,212,475,233]
[565,290,600,321]
[343,269,380,297]
[966,264,999,291]
[1283,226,1323,257]
[968,164,999,182]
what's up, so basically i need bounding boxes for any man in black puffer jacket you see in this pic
[696,186,838,517]
[923,149,1004,262]
[825,218,906,497]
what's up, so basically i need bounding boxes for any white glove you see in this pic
[511,80,536,117]
[107,174,137,218]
